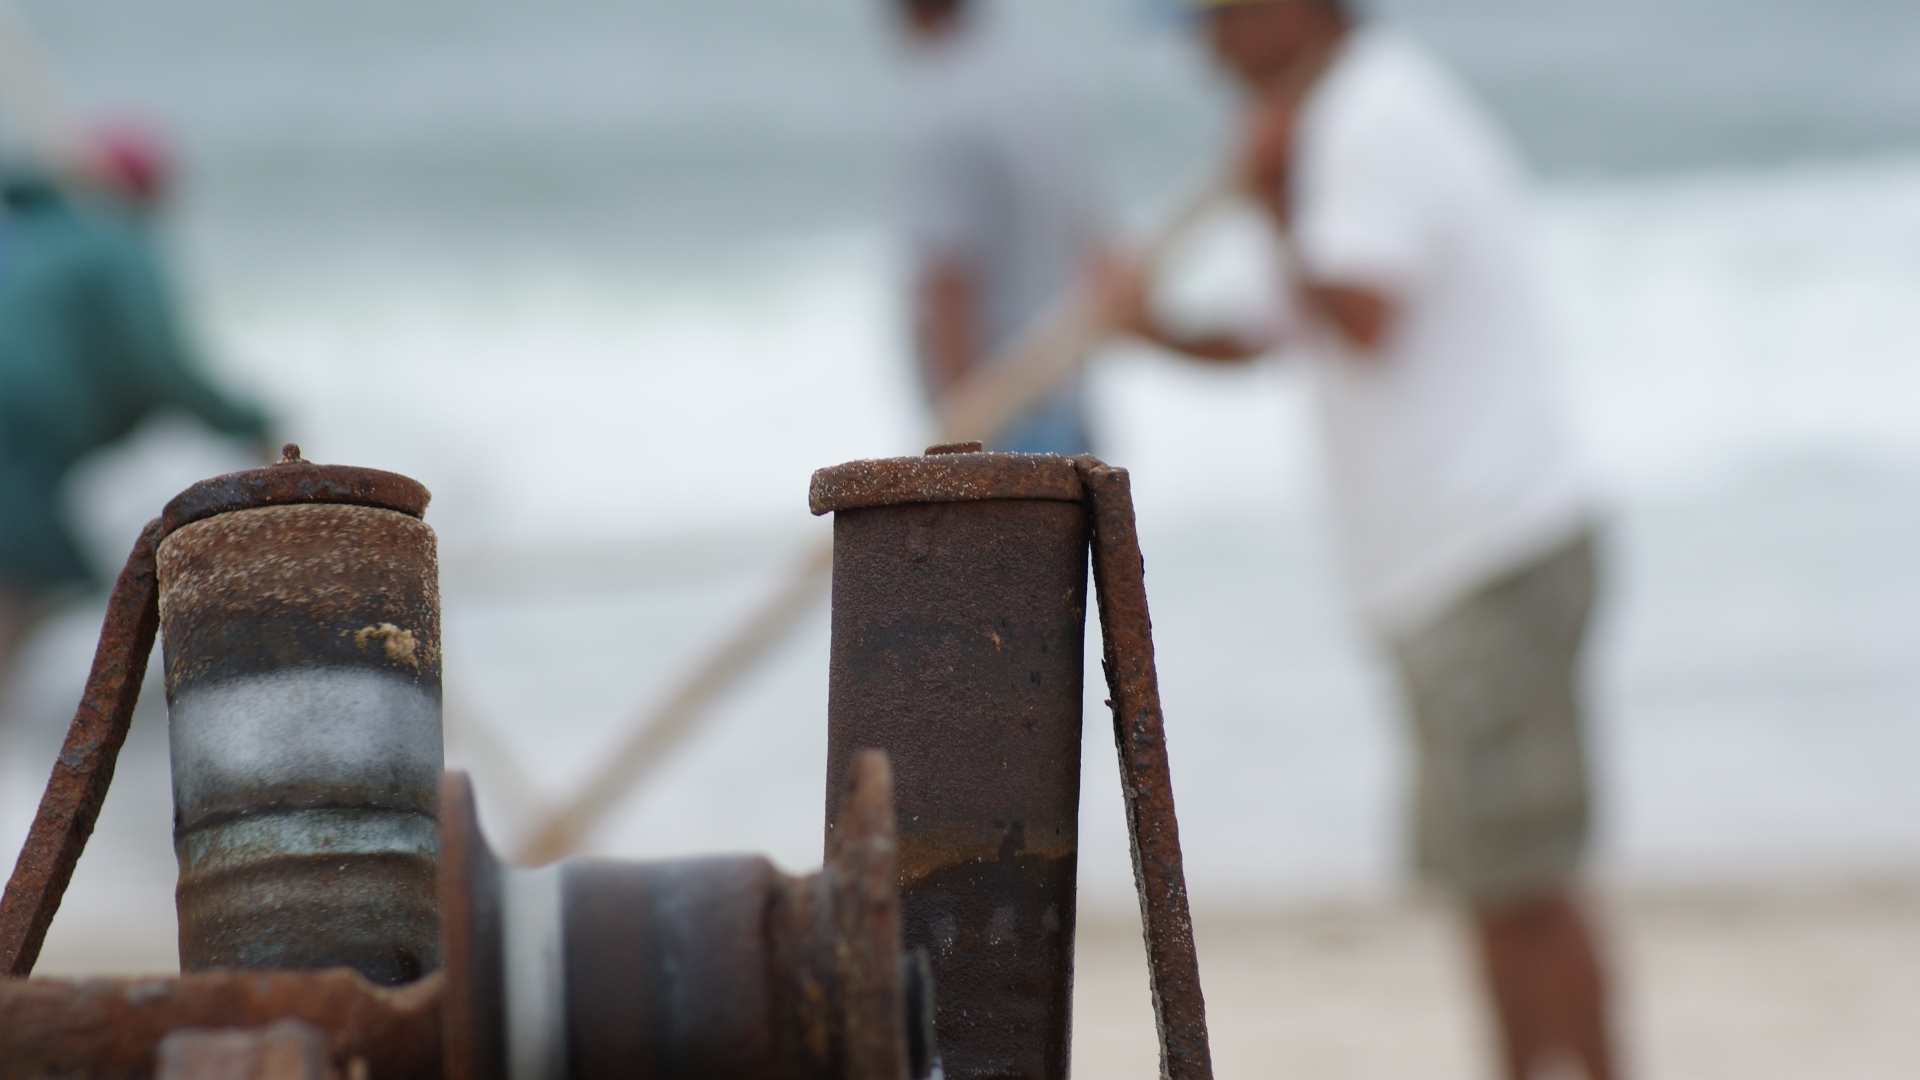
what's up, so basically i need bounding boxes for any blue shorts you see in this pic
[989,390,1092,458]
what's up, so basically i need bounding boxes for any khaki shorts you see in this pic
[1389,527,1599,905]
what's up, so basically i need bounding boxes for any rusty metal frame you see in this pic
[0,969,443,1079]
[2,445,1202,1080]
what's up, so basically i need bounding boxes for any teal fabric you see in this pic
[0,175,270,597]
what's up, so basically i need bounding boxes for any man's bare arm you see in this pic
[917,258,980,398]
[1131,325,1269,365]
[1097,256,1271,365]
[1303,281,1395,351]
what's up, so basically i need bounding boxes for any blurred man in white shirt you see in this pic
[893,0,1103,454]
[1107,2,1619,1076]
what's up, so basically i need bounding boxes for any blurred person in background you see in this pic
[1104,1,1618,1076]
[891,0,1104,454]
[0,126,274,703]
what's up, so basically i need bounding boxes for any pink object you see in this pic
[91,121,170,202]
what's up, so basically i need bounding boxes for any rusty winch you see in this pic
[0,444,1211,1080]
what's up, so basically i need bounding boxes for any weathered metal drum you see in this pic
[814,448,1088,1080]
[156,455,441,983]
[439,751,925,1080]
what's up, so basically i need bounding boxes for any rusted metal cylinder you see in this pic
[813,449,1089,1080]
[440,753,924,1080]
[480,854,816,1080]
[155,454,442,984]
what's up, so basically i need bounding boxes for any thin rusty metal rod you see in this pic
[0,519,164,977]
[1075,458,1213,1080]
[516,183,1230,864]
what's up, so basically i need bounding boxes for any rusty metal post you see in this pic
[813,447,1089,1080]
[156,448,443,984]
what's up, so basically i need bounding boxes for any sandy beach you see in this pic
[28,864,1919,1078]
[1072,883,1920,1080]
[13,703,1920,1078]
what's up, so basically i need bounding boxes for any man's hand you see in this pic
[1238,81,1299,226]
[1304,283,1395,351]
[916,259,980,399]
[1093,252,1268,366]
[1091,251,1155,340]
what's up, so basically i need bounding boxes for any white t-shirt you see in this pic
[901,27,1099,355]
[1287,28,1593,639]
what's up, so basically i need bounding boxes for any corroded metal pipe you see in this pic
[156,450,443,984]
[441,751,925,1080]
[814,449,1089,1080]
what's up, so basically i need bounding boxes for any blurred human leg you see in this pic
[1474,887,1617,1080]
[1390,529,1621,1079]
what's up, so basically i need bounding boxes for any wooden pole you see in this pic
[515,182,1232,865]
[0,0,90,171]
[517,542,833,863]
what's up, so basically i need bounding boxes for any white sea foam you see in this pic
[131,158,1920,540]
[13,159,1920,924]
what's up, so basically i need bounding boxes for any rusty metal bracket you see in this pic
[1074,457,1213,1080]
[0,518,165,977]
